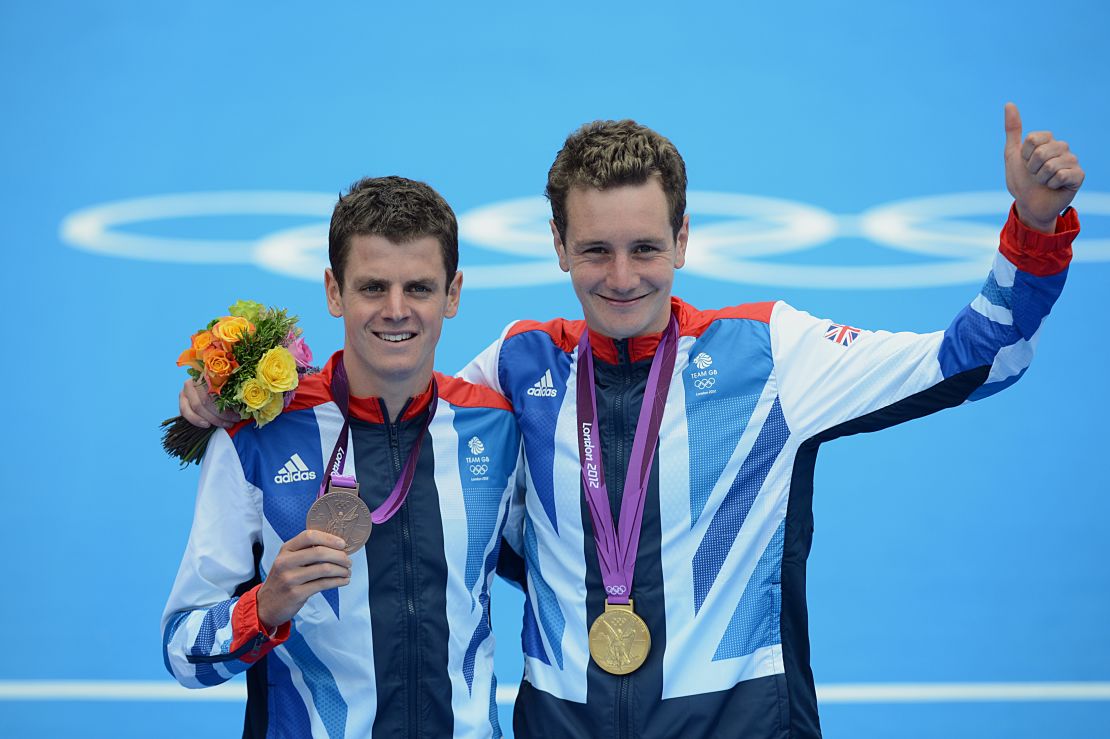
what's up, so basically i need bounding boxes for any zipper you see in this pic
[382,398,420,737]
[618,675,631,739]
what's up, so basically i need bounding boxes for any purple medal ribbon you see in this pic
[319,357,437,525]
[576,315,678,605]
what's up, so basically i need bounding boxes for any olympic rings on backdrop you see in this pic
[60,191,1110,289]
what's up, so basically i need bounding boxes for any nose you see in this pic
[606,251,638,293]
[382,286,411,321]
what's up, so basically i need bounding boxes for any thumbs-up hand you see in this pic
[1004,102,1084,233]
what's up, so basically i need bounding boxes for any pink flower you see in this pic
[284,332,313,369]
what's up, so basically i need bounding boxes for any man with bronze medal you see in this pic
[181,109,1085,738]
[164,177,521,738]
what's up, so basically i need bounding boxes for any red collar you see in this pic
[321,351,435,424]
[587,327,665,364]
[586,297,683,364]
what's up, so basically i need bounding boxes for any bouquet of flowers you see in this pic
[161,299,316,465]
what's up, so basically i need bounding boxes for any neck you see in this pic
[377,387,420,424]
[342,355,432,423]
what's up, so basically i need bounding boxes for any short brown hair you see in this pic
[545,120,687,244]
[328,176,459,291]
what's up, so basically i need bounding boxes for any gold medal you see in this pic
[306,481,372,554]
[588,600,650,675]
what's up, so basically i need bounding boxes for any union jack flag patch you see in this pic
[825,323,861,347]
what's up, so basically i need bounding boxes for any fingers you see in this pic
[280,561,353,587]
[1026,140,1068,173]
[180,379,238,428]
[1021,131,1054,161]
[1045,166,1085,191]
[285,529,350,553]
[301,575,353,592]
[272,531,353,581]
[260,531,355,625]
[257,564,352,626]
[277,544,353,572]
[1004,102,1022,153]
[180,380,211,428]
[1024,138,1083,189]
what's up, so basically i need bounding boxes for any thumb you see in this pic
[1004,102,1023,155]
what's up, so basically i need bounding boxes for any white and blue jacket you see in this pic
[459,206,1078,738]
[162,351,521,738]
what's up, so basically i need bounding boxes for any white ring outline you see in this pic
[59,192,335,263]
[253,221,567,288]
[59,190,1109,289]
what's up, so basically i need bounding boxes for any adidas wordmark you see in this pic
[274,453,318,484]
[527,369,558,398]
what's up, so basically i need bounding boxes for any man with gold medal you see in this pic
[456,105,1084,737]
[163,177,521,738]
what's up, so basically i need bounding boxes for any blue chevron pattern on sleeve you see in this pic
[683,320,774,527]
[939,251,1067,400]
[523,515,565,668]
[713,520,785,661]
[693,398,790,614]
[284,626,348,739]
[500,331,573,533]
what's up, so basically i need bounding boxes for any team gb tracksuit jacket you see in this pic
[163,351,520,738]
[459,205,1078,738]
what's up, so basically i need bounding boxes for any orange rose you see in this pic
[176,346,202,371]
[191,330,215,353]
[202,347,237,394]
[211,316,255,345]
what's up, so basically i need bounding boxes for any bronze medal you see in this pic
[588,601,651,675]
[306,487,372,554]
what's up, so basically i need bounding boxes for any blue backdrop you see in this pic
[2,2,1108,737]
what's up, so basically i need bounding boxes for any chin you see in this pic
[590,316,643,340]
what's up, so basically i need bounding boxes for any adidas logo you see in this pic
[273,453,318,484]
[526,369,559,398]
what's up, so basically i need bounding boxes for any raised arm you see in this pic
[773,103,1082,440]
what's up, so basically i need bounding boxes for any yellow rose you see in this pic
[236,378,272,410]
[256,347,299,393]
[212,316,255,345]
[255,389,285,426]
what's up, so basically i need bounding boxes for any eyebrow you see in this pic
[572,236,668,249]
[352,275,441,288]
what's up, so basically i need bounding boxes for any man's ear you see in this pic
[551,219,571,273]
[325,268,343,317]
[444,270,463,319]
[674,213,690,269]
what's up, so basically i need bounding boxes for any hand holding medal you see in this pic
[305,357,437,555]
[256,529,353,629]
[577,315,678,675]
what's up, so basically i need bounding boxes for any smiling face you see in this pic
[553,178,688,339]
[325,233,461,401]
